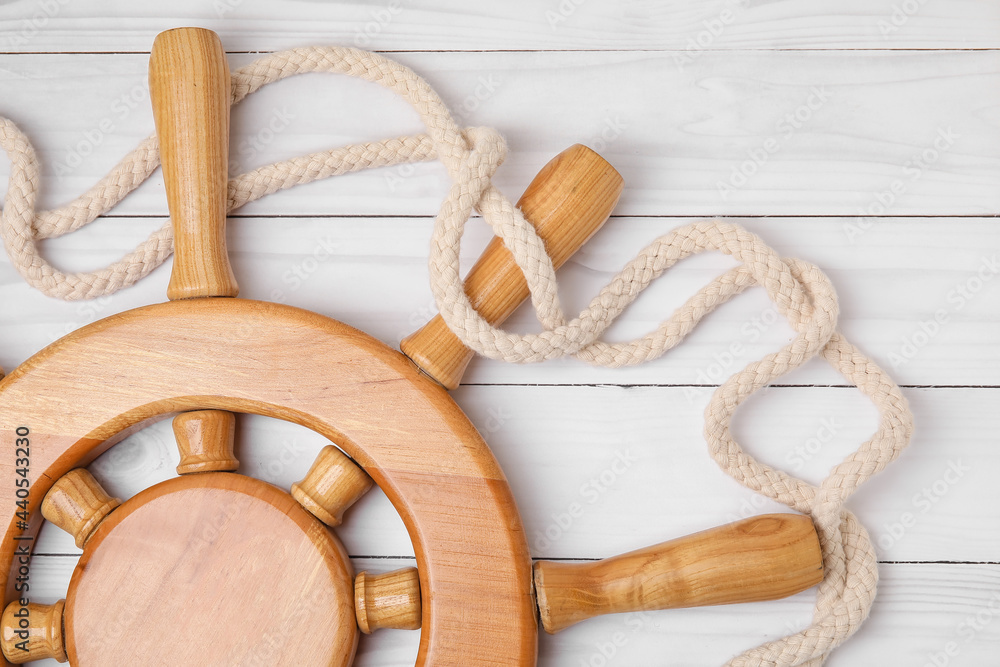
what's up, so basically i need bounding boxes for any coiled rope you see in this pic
[0,46,912,666]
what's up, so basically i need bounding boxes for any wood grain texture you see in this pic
[1,217,996,387]
[149,27,239,300]
[355,568,422,634]
[64,473,356,666]
[534,514,823,634]
[0,1,997,52]
[17,559,1000,666]
[0,298,536,667]
[7,337,999,565]
[2,52,997,219]
[0,600,66,664]
[25,384,970,565]
[0,10,996,667]
[401,143,623,389]
[291,445,373,527]
[40,470,120,550]
[172,409,238,474]
[539,563,1000,667]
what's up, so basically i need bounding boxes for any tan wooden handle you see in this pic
[149,27,238,300]
[400,144,623,389]
[533,514,824,634]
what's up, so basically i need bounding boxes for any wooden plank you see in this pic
[543,564,1000,666]
[0,8,992,667]
[21,557,1000,666]
[0,51,997,218]
[26,386,996,563]
[2,217,996,386]
[0,1,997,53]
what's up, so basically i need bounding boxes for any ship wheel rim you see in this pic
[0,298,537,667]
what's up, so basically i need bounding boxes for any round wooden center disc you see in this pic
[64,473,358,666]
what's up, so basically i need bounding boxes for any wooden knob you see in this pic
[173,410,238,474]
[533,514,824,634]
[41,469,120,549]
[355,568,421,633]
[291,445,373,527]
[1,600,67,663]
[400,144,623,389]
[150,27,238,300]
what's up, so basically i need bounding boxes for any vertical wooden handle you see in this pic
[400,144,623,390]
[533,514,824,634]
[149,27,238,300]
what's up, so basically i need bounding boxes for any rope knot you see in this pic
[808,488,843,530]
[0,45,914,667]
[461,126,507,180]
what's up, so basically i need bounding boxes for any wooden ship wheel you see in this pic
[0,28,825,666]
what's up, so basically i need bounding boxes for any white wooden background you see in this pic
[0,1,998,665]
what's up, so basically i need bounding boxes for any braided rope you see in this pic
[0,46,912,665]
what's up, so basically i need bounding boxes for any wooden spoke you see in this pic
[1,600,67,664]
[173,409,238,474]
[40,469,120,549]
[355,567,422,634]
[291,445,373,527]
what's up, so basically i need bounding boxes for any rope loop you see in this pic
[0,45,913,666]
